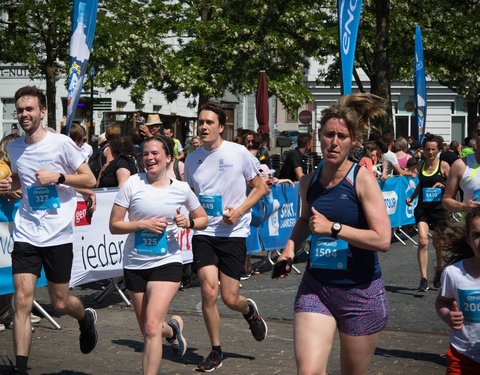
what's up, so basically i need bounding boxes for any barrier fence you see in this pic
[0,176,419,295]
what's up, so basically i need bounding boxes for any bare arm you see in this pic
[442,158,477,212]
[393,164,415,177]
[294,166,304,180]
[0,173,21,194]
[223,174,265,225]
[173,206,208,230]
[36,163,96,189]
[116,168,131,188]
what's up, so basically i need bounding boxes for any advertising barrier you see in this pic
[0,176,418,293]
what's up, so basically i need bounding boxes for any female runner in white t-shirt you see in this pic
[109,135,207,375]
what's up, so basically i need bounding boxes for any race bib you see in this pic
[199,195,223,216]
[422,187,442,202]
[27,185,60,210]
[458,288,480,323]
[310,235,348,270]
[473,189,480,201]
[134,230,168,255]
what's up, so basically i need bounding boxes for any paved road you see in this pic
[0,234,450,374]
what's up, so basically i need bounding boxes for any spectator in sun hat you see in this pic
[139,114,163,138]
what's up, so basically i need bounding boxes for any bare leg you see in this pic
[339,330,382,375]
[294,312,337,375]
[198,265,221,346]
[219,271,249,315]
[417,221,429,279]
[12,273,37,357]
[48,281,86,320]
[129,281,180,375]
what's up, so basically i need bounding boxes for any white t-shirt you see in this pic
[184,140,259,237]
[8,132,85,246]
[380,150,399,175]
[81,142,93,162]
[441,260,480,363]
[114,174,200,270]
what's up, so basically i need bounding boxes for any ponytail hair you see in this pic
[321,93,387,139]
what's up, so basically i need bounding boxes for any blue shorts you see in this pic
[294,271,389,336]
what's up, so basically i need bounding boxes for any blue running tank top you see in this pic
[306,163,382,285]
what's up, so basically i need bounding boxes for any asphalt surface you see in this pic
[0,233,450,374]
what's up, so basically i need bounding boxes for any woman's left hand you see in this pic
[433,182,445,189]
[174,208,189,228]
[309,206,331,235]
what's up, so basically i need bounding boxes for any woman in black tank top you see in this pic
[275,94,391,375]
[406,133,450,292]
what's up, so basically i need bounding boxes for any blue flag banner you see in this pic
[0,198,47,295]
[378,176,418,228]
[339,0,363,95]
[414,25,427,145]
[65,0,98,135]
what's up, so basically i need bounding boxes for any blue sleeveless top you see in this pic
[306,163,382,285]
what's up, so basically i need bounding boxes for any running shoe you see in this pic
[433,267,442,289]
[30,313,41,324]
[197,350,223,372]
[166,315,187,357]
[243,299,267,341]
[79,308,98,354]
[240,270,252,281]
[418,278,429,292]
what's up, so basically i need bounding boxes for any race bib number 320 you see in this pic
[199,195,223,216]
[27,185,61,210]
[134,230,168,255]
[310,235,348,270]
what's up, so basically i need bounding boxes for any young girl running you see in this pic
[435,207,480,374]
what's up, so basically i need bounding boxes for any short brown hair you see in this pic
[14,86,46,109]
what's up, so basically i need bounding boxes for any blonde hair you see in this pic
[394,137,408,152]
[0,134,19,165]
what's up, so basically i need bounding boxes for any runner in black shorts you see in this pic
[110,135,207,374]
[407,133,450,291]
[184,103,268,373]
[0,86,98,374]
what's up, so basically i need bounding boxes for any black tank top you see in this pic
[418,159,445,210]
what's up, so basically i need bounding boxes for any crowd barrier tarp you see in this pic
[0,198,47,295]
[247,183,299,253]
[378,176,419,228]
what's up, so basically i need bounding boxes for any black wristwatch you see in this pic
[189,218,195,229]
[331,222,342,238]
[56,173,65,185]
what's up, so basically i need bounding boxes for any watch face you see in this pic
[333,222,341,231]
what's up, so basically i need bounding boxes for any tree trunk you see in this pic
[467,99,479,136]
[45,64,57,130]
[371,0,393,135]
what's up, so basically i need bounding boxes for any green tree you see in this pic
[421,1,480,132]
[0,0,71,127]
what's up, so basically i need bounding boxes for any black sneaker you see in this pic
[1,357,28,374]
[418,278,429,292]
[243,299,267,341]
[197,350,223,372]
[79,308,98,354]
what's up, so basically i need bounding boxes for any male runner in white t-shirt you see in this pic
[0,86,98,375]
[184,102,267,372]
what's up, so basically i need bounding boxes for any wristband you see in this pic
[442,309,450,321]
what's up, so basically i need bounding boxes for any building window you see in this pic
[451,116,466,144]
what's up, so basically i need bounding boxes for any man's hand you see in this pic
[35,169,60,185]
[223,206,240,225]
[139,125,153,138]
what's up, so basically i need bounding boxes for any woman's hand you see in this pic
[309,206,331,235]
[141,218,167,234]
[174,208,189,228]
